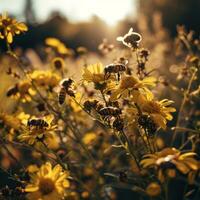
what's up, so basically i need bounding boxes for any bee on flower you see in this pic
[0,12,28,44]
[104,63,126,81]
[141,148,198,182]
[117,28,142,49]
[18,115,57,145]
[140,95,176,129]
[82,62,116,91]
[25,162,70,200]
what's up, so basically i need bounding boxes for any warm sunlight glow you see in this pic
[0,0,136,25]
[36,0,135,25]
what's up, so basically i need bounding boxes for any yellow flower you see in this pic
[117,28,142,49]
[68,92,82,113]
[26,164,39,173]
[30,70,61,88]
[0,12,28,43]
[45,37,73,56]
[16,112,30,125]
[18,115,57,145]
[43,133,60,150]
[145,182,161,197]
[141,98,176,129]
[0,112,30,141]
[110,75,156,101]
[51,57,65,70]
[141,148,198,182]
[25,162,70,200]
[82,62,105,84]
[82,132,97,145]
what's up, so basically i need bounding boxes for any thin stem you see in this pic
[120,130,141,170]
[100,89,108,106]
[144,128,153,153]
[171,68,197,146]
[40,140,68,170]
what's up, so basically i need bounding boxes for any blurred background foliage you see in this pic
[0,0,200,52]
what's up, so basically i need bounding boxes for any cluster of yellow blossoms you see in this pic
[1,13,199,200]
[0,12,27,44]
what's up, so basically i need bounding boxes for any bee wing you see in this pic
[128,27,133,34]
[116,36,124,42]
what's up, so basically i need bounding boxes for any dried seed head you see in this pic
[117,28,142,49]
[113,118,124,131]
[138,115,157,136]
[83,100,99,113]
[99,107,121,117]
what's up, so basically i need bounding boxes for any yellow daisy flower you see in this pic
[18,115,57,145]
[0,12,28,43]
[141,98,176,129]
[141,148,198,182]
[110,75,156,101]
[82,62,105,84]
[25,162,70,200]
[30,70,61,88]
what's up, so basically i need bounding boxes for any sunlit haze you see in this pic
[0,0,137,25]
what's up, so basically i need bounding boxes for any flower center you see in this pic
[2,19,10,26]
[39,178,55,195]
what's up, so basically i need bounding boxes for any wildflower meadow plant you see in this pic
[0,13,199,200]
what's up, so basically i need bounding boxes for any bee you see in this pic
[6,85,19,97]
[27,118,49,128]
[104,63,126,81]
[98,106,121,117]
[59,78,75,100]
[107,101,119,108]
[65,88,75,97]
[58,87,66,105]
[60,78,73,89]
